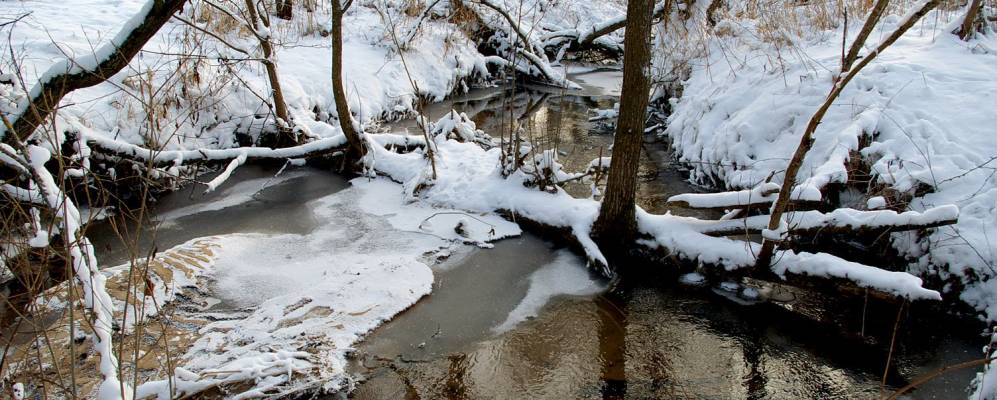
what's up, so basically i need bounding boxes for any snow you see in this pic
[0,0,491,150]
[679,272,706,285]
[667,182,780,208]
[357,112,941,299]
[132,176,523,397]
[3,0,988,395]
[662,3,996,316]
[493,249,605,333]
[867,196,887,210]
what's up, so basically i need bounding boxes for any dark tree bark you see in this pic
[243,0,296,146]
[591,0,660,266]
[331,0,365,158]
[2,0,188,145]
[276,0,294,20]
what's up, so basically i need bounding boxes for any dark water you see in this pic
[89,165,349,266]
[85,67,982,399]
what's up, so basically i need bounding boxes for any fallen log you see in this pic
[86,132,425,168]
[665,182,821,211]
[690,206,959,237]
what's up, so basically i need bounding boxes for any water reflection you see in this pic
[386,73,712,218]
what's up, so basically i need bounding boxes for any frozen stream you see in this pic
[86,67,981,399]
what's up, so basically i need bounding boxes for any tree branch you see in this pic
[1,0,188,144]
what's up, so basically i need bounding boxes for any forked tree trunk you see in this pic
[244,0,296,146]
[331,0,365,158]
[591,0,660,265]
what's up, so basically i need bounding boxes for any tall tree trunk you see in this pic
[331,0,365,158]
[591,0,659,265]
[244,0,295,146]
[2,0,188,145]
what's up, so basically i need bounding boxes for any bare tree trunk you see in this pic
[754,0,941,269]
[244,0,295,146]
[331,0,365,158]
[842,0,889,72]
[957,0,984,40]
[1,0,188,145]
[591,0,659,265]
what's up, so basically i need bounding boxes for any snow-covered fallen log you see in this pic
[355,113,944,301]
[86,132,426,167]
[665,182,827,211]
[666,182,780,209]
[685,205,959,237]
[637,211,942,300]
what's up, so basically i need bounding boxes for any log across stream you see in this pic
[81,67,981,398]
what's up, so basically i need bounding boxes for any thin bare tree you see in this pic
[240,0,296,146]
[754,0,942,269]
[331,0,365,158]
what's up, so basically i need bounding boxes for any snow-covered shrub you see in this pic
[430,109,495,148]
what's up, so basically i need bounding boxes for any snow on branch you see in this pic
[636,211,942,300]
[20,144,130,399]
[135,351,311,400]
[541,0,670,53]
[88,134,348,166]
[666,182,781,209]
[471,0,578,88]
[1,0,188,144]
[684,205,959,237]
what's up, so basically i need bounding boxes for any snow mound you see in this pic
[664,7,997,317]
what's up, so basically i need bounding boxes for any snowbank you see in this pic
[0,0,490,151]
[664,6,997,317]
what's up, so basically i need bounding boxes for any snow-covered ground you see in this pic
[656,5,996,396]
[0,0,491,151]
[664,3,997,318]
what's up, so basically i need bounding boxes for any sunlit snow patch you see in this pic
[493,250,605,333]
[354,178,522,247]
[136,177,524,397]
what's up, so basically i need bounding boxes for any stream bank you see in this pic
[61,67,982,399]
